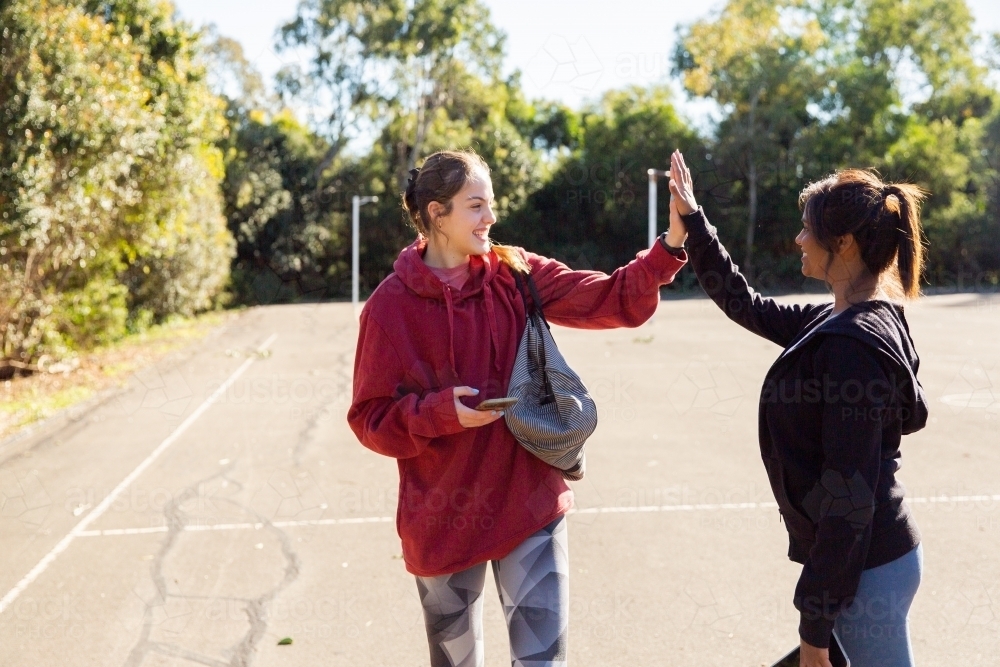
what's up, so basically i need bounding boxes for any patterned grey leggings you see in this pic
[415,516,569,667]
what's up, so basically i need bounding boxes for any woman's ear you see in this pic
[834,233,857,257]
[426,201,444,226]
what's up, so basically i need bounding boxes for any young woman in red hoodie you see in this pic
[348,150,687,666]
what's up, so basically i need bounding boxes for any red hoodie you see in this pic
[348,237,687,576]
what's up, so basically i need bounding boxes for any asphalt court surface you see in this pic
[0,293,998,666]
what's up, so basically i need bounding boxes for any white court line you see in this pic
[574,501,778,514]
[907,495,1000,504]
[72,493,1000,538]
[76,516,393,537]
[0,333,279,616]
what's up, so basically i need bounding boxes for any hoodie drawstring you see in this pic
[443,286,457,373]
[443,281,502,376]
[483,282,502,372]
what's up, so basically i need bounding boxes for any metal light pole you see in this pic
[647,168,669,248]
[352,195,379,320]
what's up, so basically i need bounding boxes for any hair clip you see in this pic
[406,167,420,189]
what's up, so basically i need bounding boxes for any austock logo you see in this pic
[939,361,999,416]
[666,361,744,416]
[801,469,874,535]
[525,35,603,95]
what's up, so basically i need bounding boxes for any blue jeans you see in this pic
[834,544,923,667]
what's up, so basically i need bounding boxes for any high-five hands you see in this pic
[669,150,698,215]
[663,150,697,249]
[453,387,505,428]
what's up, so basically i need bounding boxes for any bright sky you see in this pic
[172,0,1000,116]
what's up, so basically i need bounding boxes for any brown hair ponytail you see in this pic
[402,150,530,274]
[884,183,925,298]
[799,170,927,300]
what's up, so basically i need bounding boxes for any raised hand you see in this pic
[669,150,698,216]
[453,386,505,428]
[667,187,688,248]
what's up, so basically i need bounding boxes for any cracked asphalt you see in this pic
[0,295,998,666]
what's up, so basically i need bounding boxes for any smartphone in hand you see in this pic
[474,397,518,411]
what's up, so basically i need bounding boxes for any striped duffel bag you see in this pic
[505,271,598,481]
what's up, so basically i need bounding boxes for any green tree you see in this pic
[674,0,825,281]
[1,1,153,368]
[277,0,506,188]
[201,32,358,304]
[273,0,548,297]
[201,26,274,116]
[503,87,704,273]
[220,108,350,304]
[809,0,998,286]
[84,0,234,320]
[675,0,999,288]
[0,0,233,371]
[350,59,545,295]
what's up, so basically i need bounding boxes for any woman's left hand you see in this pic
[669,150,698,216]
[798,639,833,667]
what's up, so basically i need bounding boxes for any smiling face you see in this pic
[795,214,833,281]
[428,168,497,258]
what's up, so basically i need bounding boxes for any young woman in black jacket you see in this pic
[664,151,927,667]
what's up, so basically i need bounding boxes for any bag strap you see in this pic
[512,270,529,311]
[512,271,550,330]
[524,273,550,329]
[513,270,556,405]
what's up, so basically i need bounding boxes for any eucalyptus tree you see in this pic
[276,0,505,189]
[674,0,824,281]
[273,0,548,298]
[805,0,998,285]
[674,0,998,287]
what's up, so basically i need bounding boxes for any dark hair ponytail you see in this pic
[885,183,925,298]
[799,170,927,300]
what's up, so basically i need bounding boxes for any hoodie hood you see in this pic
[392,236,505,372]
[393,236,503,299]
[818,300,928,434]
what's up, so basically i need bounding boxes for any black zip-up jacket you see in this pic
[679,208,925,648]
